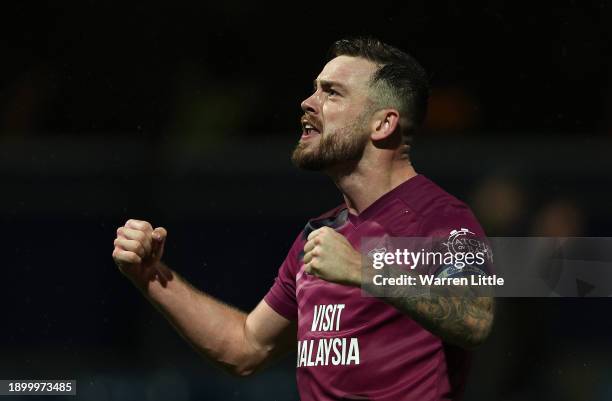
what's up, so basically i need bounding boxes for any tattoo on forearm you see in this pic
[389,294,494,348]
[364,266,494,348]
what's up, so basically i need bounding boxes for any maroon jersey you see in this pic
[264,175,487,401]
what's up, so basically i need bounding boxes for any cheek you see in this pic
[321,102,349,129]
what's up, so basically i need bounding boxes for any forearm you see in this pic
[142,264,266,375]
[363,267,494,349]
[383,293,494,349]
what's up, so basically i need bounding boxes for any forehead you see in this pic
[317,55,378,90]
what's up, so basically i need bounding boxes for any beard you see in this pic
[291,118,370,172]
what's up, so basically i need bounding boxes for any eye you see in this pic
[326,88,338,97]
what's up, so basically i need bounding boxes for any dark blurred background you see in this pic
[2,2,612,400]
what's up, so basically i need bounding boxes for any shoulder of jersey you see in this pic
[404,176,485,237]
[397,175,470,219]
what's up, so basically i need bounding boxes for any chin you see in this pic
[291,150,325,171]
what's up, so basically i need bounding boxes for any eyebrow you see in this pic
[313,79,348,92]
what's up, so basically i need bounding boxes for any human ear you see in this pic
[370,109,400,141]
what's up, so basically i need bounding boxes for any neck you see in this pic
[327,151,417,216]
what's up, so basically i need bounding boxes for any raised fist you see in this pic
[112,219,169,290]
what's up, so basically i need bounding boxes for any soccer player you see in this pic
[112,37,494,401]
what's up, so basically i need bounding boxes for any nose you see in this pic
[301,91,319,115]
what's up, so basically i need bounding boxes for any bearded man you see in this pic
[113,37,494,401]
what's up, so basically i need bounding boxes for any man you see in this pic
[113,37,494,401]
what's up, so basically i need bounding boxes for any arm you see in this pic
[369,266,494,349]
[112,219,296,376]
[302,226,494,349]
[388,295,494,349]
[146,270,296,375]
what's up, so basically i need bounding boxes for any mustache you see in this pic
[300,115,322,131]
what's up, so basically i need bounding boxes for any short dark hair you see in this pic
[328,37,429,135]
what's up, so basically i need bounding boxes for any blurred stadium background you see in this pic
[2,2,612,400]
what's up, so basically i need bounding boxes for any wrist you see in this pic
[349,253,364,287]
[134,261,174,297]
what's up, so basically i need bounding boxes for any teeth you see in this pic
[304,124,313,129]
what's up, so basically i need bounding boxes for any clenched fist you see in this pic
[303,226,362,287]
[112,219,170,290]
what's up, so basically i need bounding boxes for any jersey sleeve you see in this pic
[263,233,304,321]
[418,202,493,278]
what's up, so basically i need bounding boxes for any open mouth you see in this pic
[301,119,321,139]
